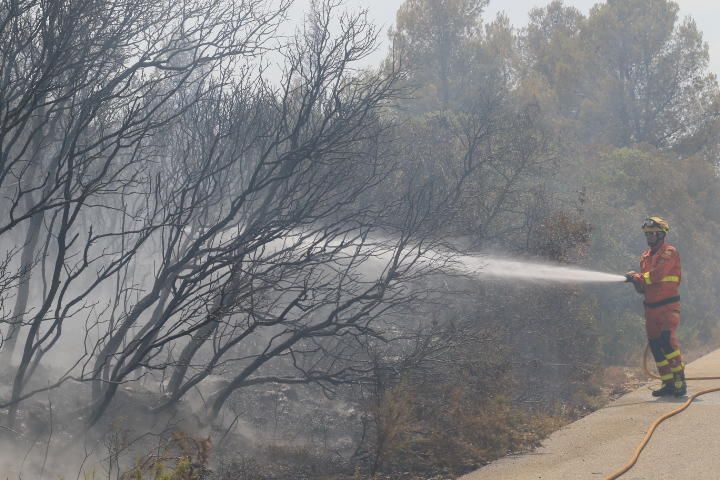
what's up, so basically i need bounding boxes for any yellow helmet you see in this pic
[641,216,670,233]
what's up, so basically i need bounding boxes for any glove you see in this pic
[625,271,644,294]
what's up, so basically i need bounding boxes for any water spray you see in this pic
[453,255,627,284]
[200,226,630,285]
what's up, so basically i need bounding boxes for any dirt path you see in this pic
[460,348,720,480]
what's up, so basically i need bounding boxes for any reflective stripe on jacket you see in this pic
[640,242,681,305]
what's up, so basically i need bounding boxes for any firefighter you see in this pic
[626,216,686,397]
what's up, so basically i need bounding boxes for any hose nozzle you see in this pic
[624,273,633,283]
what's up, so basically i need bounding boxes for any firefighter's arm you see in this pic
[625,271,645,294]
[644,247,679,285]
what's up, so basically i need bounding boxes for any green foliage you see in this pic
[522,1,588,118]
[581,146,720,348]
[392,0,489,108]
[522,0,719,148]
[515,0,720,363]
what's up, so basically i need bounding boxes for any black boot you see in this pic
[673,371,687,397]
[652,382,676,397]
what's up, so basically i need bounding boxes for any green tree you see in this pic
[582,0,718,147]
[392,0,489,109]
[580,146,720,356]
[521,0,719,149]
[521,1,588,120]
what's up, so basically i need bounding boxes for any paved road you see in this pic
[460,348,720,480]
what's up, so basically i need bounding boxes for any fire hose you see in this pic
[603,346,720,479]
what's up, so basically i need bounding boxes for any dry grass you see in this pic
[359,383,568,477]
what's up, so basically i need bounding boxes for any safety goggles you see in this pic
[641,220,665,233]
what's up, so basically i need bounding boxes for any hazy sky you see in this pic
[285,0,720,75]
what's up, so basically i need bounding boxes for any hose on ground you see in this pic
[604,346,720,480]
